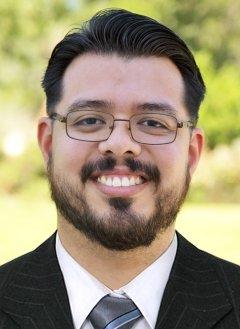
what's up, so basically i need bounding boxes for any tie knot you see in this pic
[88,295,142,329]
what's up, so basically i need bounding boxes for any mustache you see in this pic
[81,156,160,185]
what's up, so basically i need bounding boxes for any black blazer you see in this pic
[0,232,240,329]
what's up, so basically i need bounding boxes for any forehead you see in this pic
[57,53,187,118]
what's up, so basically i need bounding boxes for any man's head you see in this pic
[38,9,205,251]
[42,9,205,121]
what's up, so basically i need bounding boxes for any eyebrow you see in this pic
[66,99,178,116]
[137,102,178,116]
[67,99,113,112]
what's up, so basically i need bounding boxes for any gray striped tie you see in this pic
[88,295,142,329]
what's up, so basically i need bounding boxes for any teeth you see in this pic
[112,177,121,187]
[97,176,143,187]
[100,176,107,184]
[122,177,130,187]
[106,177,112,186]
[129,177,135,185]
[135,177,141,184]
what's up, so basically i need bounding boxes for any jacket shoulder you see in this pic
[177,232,240,288]
[178,232,240,268]
[0,233,56,295]
[209,253,240,290]
[197,245,240,277]
[0,252,32,293]
[206,251,240,318]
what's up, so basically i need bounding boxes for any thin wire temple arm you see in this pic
[50,113,67,123]
[177,121,195,129]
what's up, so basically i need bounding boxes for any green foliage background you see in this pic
[0,0,239,201]
[0,0,239,146]
[0,0,239,265]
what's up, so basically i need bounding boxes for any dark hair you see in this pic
[42,8,206,121]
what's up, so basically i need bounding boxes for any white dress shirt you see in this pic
[56,233,177,329]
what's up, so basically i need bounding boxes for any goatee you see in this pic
[47,156,190,251]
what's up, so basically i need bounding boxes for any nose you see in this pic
[98,120,142,157]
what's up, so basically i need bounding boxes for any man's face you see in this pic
[39,54,203,250]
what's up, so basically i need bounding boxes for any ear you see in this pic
[37,117,53,166]
[188,128,204,177]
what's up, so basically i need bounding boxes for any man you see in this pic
[0,8,239,329]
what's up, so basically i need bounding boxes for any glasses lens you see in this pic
[131,114,177,144]
[66,110,113,141]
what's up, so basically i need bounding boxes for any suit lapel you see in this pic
[1,233,74,329]
[155,232,232,329]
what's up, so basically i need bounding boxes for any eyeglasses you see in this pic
[49,110,195,145]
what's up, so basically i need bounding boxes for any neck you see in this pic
[57,218,175,290]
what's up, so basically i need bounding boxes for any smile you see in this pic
[97,175,144,187]
[89,167,148,197]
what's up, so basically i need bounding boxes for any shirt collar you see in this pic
[56,234,111,328]
[119,234,177,327]
[56,233,177,329]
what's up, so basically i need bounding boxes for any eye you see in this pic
[72,116,106,126]
[138,119,168,129]
[76,117,105,125]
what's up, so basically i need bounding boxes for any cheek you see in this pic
[152,143,189,186]
[52,134,96,175]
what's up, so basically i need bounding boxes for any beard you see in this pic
[47,156,190,251]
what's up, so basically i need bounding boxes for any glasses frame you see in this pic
[49,110,195,145]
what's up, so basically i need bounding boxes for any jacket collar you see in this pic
[0,233,74,329]
[155,232,232,329]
